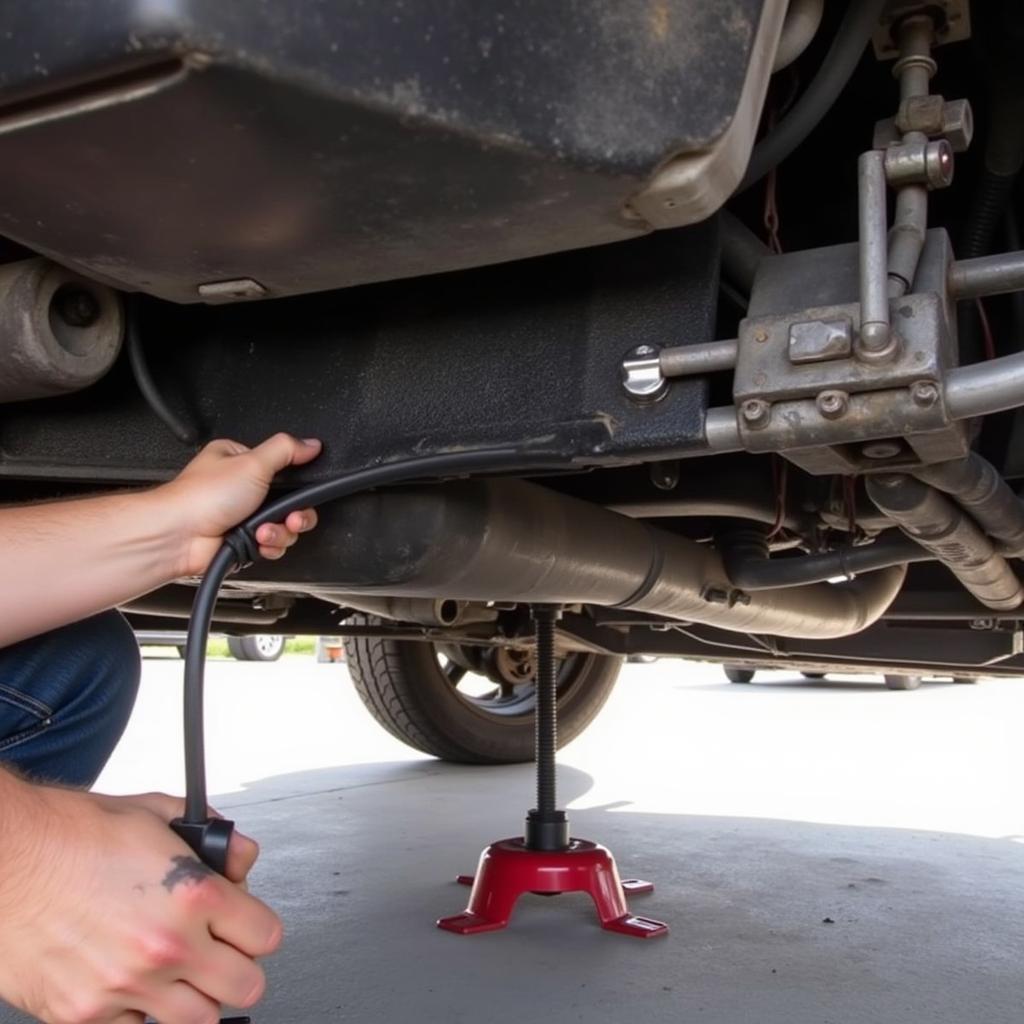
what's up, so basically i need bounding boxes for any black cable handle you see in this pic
[171,447,573,872]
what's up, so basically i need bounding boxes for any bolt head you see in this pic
[816,389,850,420]
[621,345,667,402]
[910,380,939,407]
[740,398,770,428]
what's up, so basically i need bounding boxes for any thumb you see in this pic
[249,433,322,477]
[225,829,260,884]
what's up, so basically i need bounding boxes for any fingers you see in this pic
[225,830,260,884]
[255,507,317,560]
[285,508,318,534]
[209,891,283,959]
[138,980,220,1024]
[249,433,322,477]
[183,941,267,1009]
[183,439,249,471]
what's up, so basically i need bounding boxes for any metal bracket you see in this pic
[735,230,968,474]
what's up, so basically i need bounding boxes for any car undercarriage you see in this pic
[2,0,1023,761]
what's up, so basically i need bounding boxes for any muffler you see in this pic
[248,477,904,640]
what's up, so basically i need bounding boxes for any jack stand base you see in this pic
[438,837,668,938]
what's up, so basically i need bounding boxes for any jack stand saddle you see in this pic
[437,605,668,938]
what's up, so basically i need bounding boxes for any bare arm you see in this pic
[0,432,322,1021]
[0,432,321,647]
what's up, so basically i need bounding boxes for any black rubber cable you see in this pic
[125,297,201,446]
[738,0,887,193]
[720,526,932,590]
[178,448,573,842]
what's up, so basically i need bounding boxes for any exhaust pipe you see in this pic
[258,478,905,640]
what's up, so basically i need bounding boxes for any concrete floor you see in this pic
[6,655,1024,1023]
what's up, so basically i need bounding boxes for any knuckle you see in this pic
[176,877,224,913]
[53,991,106,1024]
[101,963,137,996]
[135,927,190,969]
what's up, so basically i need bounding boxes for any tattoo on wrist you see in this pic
[162,854,215,891]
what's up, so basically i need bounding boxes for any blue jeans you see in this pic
[0,612,140,787]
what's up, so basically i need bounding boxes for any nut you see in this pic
[940,98,973,153]
[740,398,770,428]
[896,94,946,136]
[910,380,939,407]
[816,389,850,420]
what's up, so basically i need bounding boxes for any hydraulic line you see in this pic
[720,526,931,591]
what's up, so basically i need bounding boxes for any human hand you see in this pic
[0,779,280,1024]
[160,433,322,576]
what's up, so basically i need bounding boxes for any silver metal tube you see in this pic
[945,354,1024,420]
[887,183,928,297]
[949,250,1024,300]
[858,150,891,354]
[895,14,935,103]
[703,405,743,453]
[659,339,738,378]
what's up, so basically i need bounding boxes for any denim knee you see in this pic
[0,611,141,786]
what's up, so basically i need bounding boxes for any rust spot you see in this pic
[650,0,670,41]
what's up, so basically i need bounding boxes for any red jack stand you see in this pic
[439,837,667,937]
[437,606,668,939]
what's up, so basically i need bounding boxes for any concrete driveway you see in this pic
[5,654,1024,1023]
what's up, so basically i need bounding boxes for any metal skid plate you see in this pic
[735,230,967,474]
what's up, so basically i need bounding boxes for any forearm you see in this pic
[0,487,184,646]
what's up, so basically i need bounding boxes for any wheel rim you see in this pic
[436,646,582,719]
[255,634,284,657]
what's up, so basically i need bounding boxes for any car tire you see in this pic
[343,615,621,764]
[724,666,755,683]
[884,673,922,690]
[226,634,286,662]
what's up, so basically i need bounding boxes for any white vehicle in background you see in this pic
[135,631,287,663]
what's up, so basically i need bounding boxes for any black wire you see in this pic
[125,297,201,446]
[181,446,573,822]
